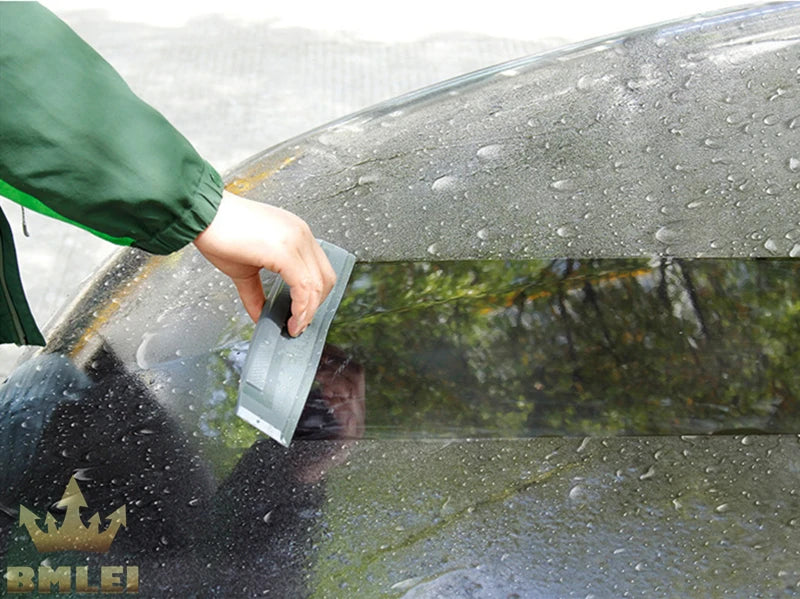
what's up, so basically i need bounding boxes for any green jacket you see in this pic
[0,3,223,346]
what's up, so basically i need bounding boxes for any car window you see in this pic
[8,251,797,487]
[330,257,800,438]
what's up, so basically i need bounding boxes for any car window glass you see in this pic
[329,257,800,438]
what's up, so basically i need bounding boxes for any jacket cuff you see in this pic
[134,161,223,255]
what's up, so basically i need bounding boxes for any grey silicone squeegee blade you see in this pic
[236,240,355,446]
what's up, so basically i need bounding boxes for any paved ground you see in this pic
[0,0,741,375]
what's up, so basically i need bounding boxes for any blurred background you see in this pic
[0,0,744,375]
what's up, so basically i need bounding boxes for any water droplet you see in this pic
[358,173,380,185]
[715,503,730,513]
[764,238,779,254]
[476,228,489,241]
[686,200,704,209]
[476,144,504,160]
[639,466,656,480]
[550,179,577,192]
[431,175,457,191]
[655,226,683,245]
[789,157,800,172]
[703,137,721,149]
[576,75,593,91]
[763,114,780,125]
[790,243,800,258]
[426,243,440,256]
[634,562,647,572]
[556,225,575,238]
[568,485,584,501]
[768,87,787,101]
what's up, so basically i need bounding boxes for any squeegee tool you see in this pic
[236,240,355,446]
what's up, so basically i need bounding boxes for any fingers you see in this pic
[281,241,337,337]
[233,273,267,323]
[193,191,338,335]
[281,218,337,336]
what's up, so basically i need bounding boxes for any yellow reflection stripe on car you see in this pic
[69,254,170,360]
[340,266,656,324]
[515,265,655,306]
[224,154,298,195]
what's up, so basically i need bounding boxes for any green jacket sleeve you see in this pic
[0,2,223,254]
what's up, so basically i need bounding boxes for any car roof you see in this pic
[226,2,800,262]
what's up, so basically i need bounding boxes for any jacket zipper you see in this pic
[0,234,27,344]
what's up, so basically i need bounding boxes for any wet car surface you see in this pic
[3,4,800,597]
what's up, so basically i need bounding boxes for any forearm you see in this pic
[0,3,222,254]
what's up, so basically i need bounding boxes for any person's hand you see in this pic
[193,190,336,336]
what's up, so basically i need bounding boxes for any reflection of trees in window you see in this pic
[328,258,800,437]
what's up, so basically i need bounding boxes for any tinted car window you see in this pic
[331,257,800,438]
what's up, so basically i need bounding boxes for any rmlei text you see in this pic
[5,565,139,594]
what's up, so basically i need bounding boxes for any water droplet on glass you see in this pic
[426,243,440,256]
[715,503,730,513]
[550,179,577,192]
[556,226,575,238]
[789,157,800,172]
[576,75,593,91]
[790,243,800,258]
[655,226,683,245]
[639,466,656,480]
[768,87,787,101]
[476,228,489,241]
[476,144,503,160]
[358,173,380,186]
[763,114,780,125]
[764,238,779,254]
[703,137,721,149]
[568,485,584,501]
[431,175,457,191]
